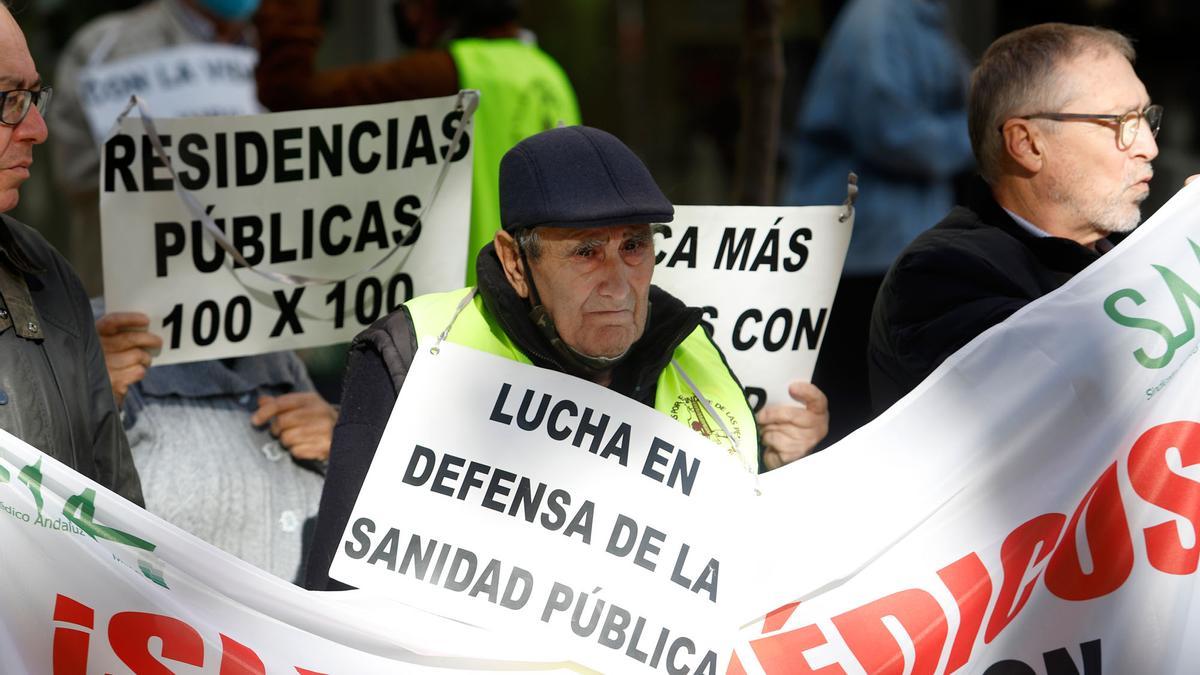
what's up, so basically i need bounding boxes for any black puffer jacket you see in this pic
[868,180,1111,414]
[0,215,143,506]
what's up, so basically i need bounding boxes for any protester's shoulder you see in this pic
[351,302,424,390]
[891,206,1033,281]
[2,215,67,275]
[2,216,92,329]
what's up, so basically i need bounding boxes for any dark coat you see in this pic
[0,215,143,506]
[867,181,1110,413]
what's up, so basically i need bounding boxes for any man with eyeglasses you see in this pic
[0,3,144,506]
[867,23,1164,413]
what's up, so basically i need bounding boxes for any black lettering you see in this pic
[547,400,577,441]
[457,461,490,501]
[141,133,173,191]
[517,391,551,431]
[273,127,304,182]
[154,222,185,278]
[234,131,268,186]
[431,453,466,497]
[444,548,477,592]
[666,226,698,268]
[540,489,571,530]
[231,215,265,267]
[509,478,546,523]
[349,121,381,173]
[732,309,762,350]
[668,449,699,496]
[440,110,470,161]
[103,135,138,192]
[489,383,515,425]
[784,227,811,271]
[343,517,375,559]
[642,438,672,483]
[482,469,516,513]
[540,582,573,622]
[270,288,305,337]
[392,195,422,245]
[353,201,388,252]
[403,115,437,167]
[310,124,343,179]
[791,308,829,350]
[715,228,753,270]
[763,308,791,352]
[606,514,637,557]
[269,212,297,263]
[399,534,437,578]
[177,133,209,190]
[750,227,780,272]
[319,204,352,255]
[366,528,401,570]
[572,407,610,455]
[402,445,436,486]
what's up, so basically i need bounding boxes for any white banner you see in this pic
[0,428,572,673]
[652,205,852,410]
[6,182,1200,672]
[331,341,764,674]
[100,96,473,365]
[78,44,262,142]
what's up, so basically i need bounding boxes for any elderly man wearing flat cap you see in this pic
[303,126,829,590]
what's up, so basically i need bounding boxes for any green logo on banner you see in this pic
[18,457,43,514]
[1105,238,1200,369]
[64,488,155,553]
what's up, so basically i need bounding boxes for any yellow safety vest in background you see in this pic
[406,288,759,471]
[448,39,582,285]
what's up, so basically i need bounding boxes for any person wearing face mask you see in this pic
[50,0,260,297]
[254,0,580,286]
[303,126,829,590]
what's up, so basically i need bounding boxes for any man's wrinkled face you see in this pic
[526,224,655,359]
[0,9,48,214]
[1041,49,1158,238]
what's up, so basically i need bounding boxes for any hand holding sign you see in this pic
[96,312,163,408]
[756,380,829,470]
[251,393,337,461]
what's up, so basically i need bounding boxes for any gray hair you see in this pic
[969,23,1135,183]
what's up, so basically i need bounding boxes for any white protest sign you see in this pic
[78,43,262,142]
[652,205,852,411]
[0,428,575,673]
[330,341,764,674]
[100,95,472,365]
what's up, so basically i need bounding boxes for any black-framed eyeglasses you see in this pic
[1005,104,1163,150]
[0,87,52,127]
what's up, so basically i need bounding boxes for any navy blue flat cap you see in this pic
[499,126,674,231]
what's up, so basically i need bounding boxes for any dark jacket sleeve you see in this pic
[79,286,145,507]
[254,0,459,112]
[303,343,399,590]
[13,216,145,507]
[868,244,1030,412]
